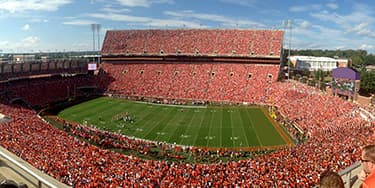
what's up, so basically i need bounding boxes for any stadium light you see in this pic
[96,24,101,64]
[91,24,96,53]
[282,19,293,81]
[287,20,293,58]
[96,24,101,52]
[91,23,101,64]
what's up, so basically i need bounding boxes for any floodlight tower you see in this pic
[282,19,293,81]
[96,24,101,64]
[91,23,101,63]
[287,20,293,57]
[96,24,101,52]
[91,24,96,53]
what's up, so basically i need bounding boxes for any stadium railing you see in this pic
[312,161,362,188]
[0,146,70,188]
[339,161,362,188]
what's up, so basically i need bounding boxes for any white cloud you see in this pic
[63,19,96,26]
[117,0,148,7]
[87,12,203,28]
[22,36,39,47]
[289,4,322,12]
[0,0,72,13]
[0,41,10,47]
[87,9,262,29]
[88,12,150,22]
[311,4,374,25]
[146,19,200,28]
[102,6,130,13]
[31,18,49,23]
[326,3,338,9]
[299,20,312,29]
[0,36,40,52]
[164,10,262,28]
[116,0,173,7]
[290,20,375,54]
[22,24,30,31]
[346,22,375,38]
[218,0,257,7]
[286,20,350,51]
[310,10,341,24]
[63,16,77,19]
[359,44,375,50]
[72,43,90,48]
[310,4,375,39]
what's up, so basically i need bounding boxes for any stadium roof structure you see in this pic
[332,67,360,80]
[101,29,284,64]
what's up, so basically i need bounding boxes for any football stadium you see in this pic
[0,28,374,187]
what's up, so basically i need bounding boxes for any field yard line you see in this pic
[97,100,135,117]
[88,100,132,119]
[207,109,217,147]
[218,110,223,148]
[144,108,178,140]
[138,107,173,139]
[227,109,236,148]
[234,109,250,147]
[194,109,211,147]
[184,110,204,160]
[92,102,131,126]
[161,109,191,143]
[133,101,207,109]
[132,107,162,137]
[72,99,116,123]
[175,109,196,144]
[246,109,264,147]
[192,110,206,146]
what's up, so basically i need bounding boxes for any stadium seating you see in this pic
[102,29,283,57]
[179,30,196,54]
[98,62,280,104]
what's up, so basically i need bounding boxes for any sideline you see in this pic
[261,108,294,147]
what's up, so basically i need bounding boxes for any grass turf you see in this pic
[58,97,287,148]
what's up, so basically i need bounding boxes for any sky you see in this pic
[1,0,375,54]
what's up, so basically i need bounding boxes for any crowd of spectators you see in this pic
[98,62,280,105]
[0,74,373,187]
[101,29,282,57]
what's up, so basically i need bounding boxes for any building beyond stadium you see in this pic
[288,55,349,72]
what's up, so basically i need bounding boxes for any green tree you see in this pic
[313,69,325,89]
[364,54,375,65]
[360,70,375,95]
[351,55,364,69]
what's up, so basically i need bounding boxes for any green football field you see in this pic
[58,97,290,148]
